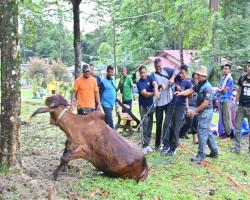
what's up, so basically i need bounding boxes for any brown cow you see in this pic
[30,95,148,182]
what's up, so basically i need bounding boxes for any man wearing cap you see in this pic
[175,66,218,164]
[232,60,250,154]
[71,64,101,115]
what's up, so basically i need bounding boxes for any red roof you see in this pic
[164,50,196,66]
[148,50,197,68]
[148,56,177,68]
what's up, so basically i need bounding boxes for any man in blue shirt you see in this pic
[137,66,160,155]
[218,64,234,138]
[100,65,116,129]
[175,66,218,164]
[162,65,192,156]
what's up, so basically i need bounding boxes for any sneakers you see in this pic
[153,146,160,151]
[231,147,240,154]
[219,134,230,139]
[191,155,205,164]
[167,150,176,157]
[161,146,170,154]
[142,146,153,155]
[206,152,218,158]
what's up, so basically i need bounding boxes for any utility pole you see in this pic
[112,17,117,77]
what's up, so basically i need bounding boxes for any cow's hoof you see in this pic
[52,171,58,181]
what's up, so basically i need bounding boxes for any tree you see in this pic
[71,0,82,79]
[0,0,22,167]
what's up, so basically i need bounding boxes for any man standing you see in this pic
[176,66,218,164]
[179,72,199,144]
[232,60,250,154]
[152,58,178,151]
[71,64,101,115]
[100,65,117,129]
[137,66,160,154]
[162,65,192,156]
[117,67,134,111]
[218,64,234,138]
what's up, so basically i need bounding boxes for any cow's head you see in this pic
[30,95,70,125]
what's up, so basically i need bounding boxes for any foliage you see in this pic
[19,0,74,66]
[26,57,71,97]
[50,60,71,81]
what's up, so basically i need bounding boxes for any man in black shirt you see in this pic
[232,61,250,154]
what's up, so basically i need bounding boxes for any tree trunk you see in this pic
[71,0,82,79]
[0,0,22,167]
[179,36,184,66]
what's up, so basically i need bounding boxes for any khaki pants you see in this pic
[234,105,250,151]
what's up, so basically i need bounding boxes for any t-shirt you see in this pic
[152,68,175,106]
[73,76,99,109]
[219,76,233,102]
[100,77,117,108]
[119,75,133,101]
[137,75,155,106]
[238,75,250,107]
[193,80,213,110]
[173,76,192,106]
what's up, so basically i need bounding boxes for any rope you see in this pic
[179,143,250,196]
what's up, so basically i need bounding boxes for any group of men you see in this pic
[70,64,134,130]
[70,59,250,164]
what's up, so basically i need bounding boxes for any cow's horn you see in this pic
[29,106,53,119]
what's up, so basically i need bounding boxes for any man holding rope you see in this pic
[175,66,218,164]
[137,66,160,154]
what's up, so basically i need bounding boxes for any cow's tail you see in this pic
[138,156,148,182]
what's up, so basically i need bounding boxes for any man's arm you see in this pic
[140,89,155,98]
[165,67,179,86]
[152,81,160,98]
[99,82,104,98]
[175,88,195,97]
[194,99,209,113]
[95,92,101,111]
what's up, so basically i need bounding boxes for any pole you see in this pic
[112,17,117,78]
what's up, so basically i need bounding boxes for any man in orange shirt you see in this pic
[70,64,101,115]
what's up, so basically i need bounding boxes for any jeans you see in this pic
[155,104,169,148]
[234,105,250,151]
[197,110,218,158]
[102,106,114,129]
[163,104,186,151]
[139,105,154,147]
[220,101,232,135]
[122,99,132,112]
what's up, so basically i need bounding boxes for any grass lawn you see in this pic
[1,89,248,199]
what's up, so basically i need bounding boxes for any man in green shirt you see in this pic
[118,67,134,111]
